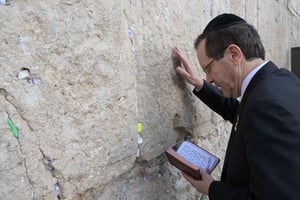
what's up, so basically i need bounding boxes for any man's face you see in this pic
[196,39,241,98]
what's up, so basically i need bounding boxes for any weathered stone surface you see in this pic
[0,0,299,199]
[1,1,137,199]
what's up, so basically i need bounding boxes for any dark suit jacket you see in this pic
[193,61,300,200]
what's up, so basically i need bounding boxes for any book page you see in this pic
[176,141,218,171]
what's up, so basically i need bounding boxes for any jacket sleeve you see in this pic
[193,80,240,124]
[209,181,252,200]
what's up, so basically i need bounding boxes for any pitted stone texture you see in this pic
[0,0,299,199]
[0,1,136,199]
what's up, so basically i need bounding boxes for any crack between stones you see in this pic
[0,88,34,131]
[287,0,300,20]
[1,88,36,199]
[39,148,63,200]
[17,138,36,199]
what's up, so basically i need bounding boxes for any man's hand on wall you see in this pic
[174,47,204,90]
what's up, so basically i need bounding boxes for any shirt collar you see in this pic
[240,60,269,99]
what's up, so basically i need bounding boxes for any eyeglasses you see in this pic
[202,59,215,74]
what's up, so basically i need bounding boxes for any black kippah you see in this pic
[203,13,247,33]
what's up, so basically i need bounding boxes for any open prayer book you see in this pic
[165,141,220,180]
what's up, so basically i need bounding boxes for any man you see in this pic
[174,13,300,199]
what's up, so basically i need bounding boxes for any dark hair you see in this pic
[194,23,265,60]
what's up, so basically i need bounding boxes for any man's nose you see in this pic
[206,73,213,84]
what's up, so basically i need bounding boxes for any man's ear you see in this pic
[227,44,243,66]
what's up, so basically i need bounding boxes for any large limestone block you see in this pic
[0,1,137,199]
[125,0,219,161]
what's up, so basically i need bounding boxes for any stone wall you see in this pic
[0,0,299,199]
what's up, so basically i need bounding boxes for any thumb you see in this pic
[205,168,211,174]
